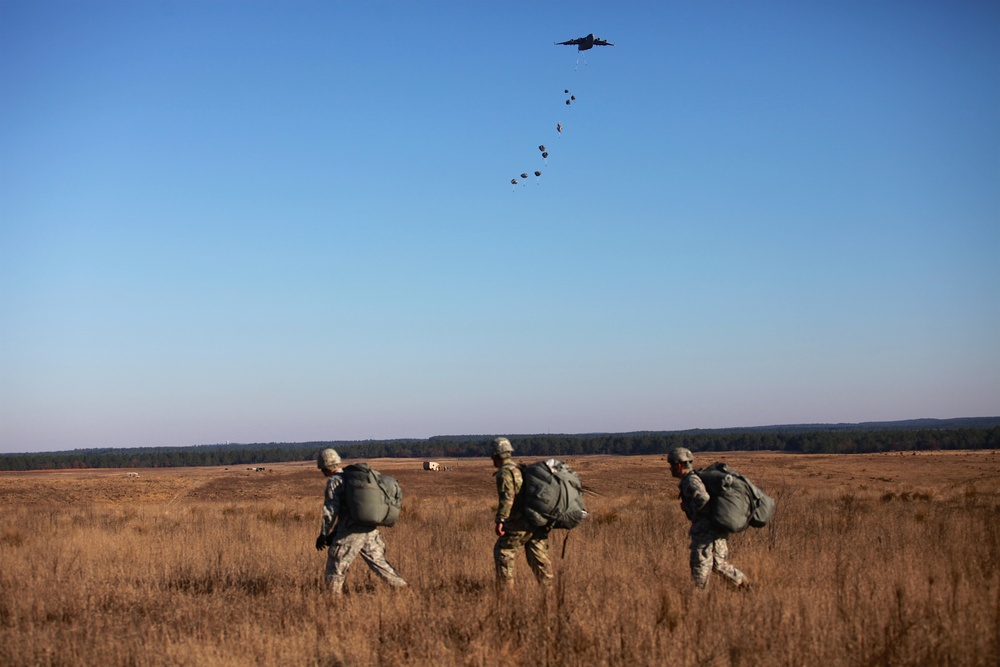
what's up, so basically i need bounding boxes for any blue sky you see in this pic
[1,1,998,454]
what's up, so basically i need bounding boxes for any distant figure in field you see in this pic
[491,437,553,588]
[315,448,407,594]
[668,447,751,590]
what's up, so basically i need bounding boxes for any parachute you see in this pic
[518,459,588,530]
[341,463,402,528]
[696,462,775,533]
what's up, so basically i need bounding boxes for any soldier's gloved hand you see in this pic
[315,534,327,551]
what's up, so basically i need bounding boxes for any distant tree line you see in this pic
[2,423,998,471]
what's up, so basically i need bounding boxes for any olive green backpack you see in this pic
[696,462,775,533]
[342,463,402,527]
[519,459,589,530]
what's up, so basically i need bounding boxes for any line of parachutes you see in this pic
[510,88,576,191]
[511,34,613,191]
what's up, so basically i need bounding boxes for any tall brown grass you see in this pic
[1,452,998,666]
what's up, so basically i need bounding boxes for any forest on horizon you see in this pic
[2,418,998,471]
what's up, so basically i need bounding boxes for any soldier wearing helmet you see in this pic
[668,447,750,591]
[314,448,407,594]
[491,437,553,588]
[667,447,694,466]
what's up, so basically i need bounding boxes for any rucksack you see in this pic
[518,459,589,530]
[341,463,403,527]
[696,462,775,533]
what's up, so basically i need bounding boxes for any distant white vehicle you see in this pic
[423,461,440,471]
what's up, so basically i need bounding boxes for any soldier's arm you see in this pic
[321,475,343,536]
[495,467,516,524]
[681,474,711,518]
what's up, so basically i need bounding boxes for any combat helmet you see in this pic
[667,447,694,465]
[491,437,514,458]
[317,448,341,470]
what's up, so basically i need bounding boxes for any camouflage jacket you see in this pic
[320,470,358,537]
[494,461,523,524]
[678,470,711,523]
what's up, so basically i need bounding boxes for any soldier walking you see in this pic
[667,447,751,590]
[315,448,407,594]
[491,437,553,588]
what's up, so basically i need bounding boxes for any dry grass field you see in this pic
[2,451,998,666]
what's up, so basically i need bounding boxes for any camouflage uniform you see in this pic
[493,460,553,585]
[678,470,746,589]
[320,470,407,594]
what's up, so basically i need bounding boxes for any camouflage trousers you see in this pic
[689,521,745,589]
[325,527,407,594]
[494,527,553,585]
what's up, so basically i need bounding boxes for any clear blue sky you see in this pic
[2,1,998,454]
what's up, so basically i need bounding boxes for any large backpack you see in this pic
[519,459,589,530]
[341,463,403,527]
[696,462,775,533]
